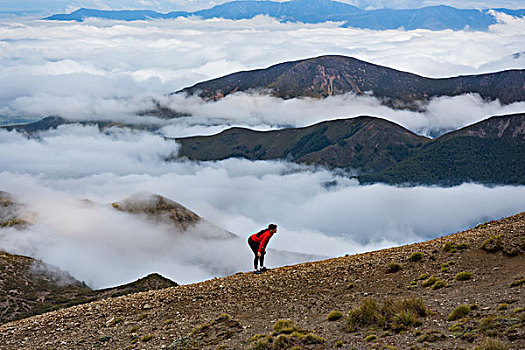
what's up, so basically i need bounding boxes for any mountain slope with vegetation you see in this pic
[176,113,525,186]
[1,211,524,349]
[176,116,430,173]
[177,55,525,109]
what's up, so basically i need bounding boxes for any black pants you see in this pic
[248,237,265,270]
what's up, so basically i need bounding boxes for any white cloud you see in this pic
[0,13,524,289]
[0,15,523,133]
[1,126,524,288]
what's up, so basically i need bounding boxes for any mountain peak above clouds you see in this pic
[177,54,525,109]
[43,0,524,31]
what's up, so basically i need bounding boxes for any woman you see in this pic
[248,224,277,274]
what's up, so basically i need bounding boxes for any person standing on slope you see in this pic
[248,224,277,274]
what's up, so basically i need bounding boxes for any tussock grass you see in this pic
[386,263,401,273]
[448,305,471,321]
[481,235,504,252]
[326,311,343,321]
[347,297,427,332]
[408,252,423,262]
[455,272,473,281]
[474,337,508,350]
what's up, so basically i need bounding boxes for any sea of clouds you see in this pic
[0,14,524,288]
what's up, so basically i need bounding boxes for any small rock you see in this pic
[143,303,153,310]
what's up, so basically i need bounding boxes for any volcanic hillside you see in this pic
[177,55,525,109]
[1,211,524,349]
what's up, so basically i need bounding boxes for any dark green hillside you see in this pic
[178,55,525,109]
[360,113,525,185]
[176,113,525,186]
[176,116,430,173]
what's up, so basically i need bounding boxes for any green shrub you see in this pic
[327,311,343,321]
[514,307,524,313]
[481,235,503,252]
[347,298,385,331]
[455,272,473,281]
[448,305,471,321]
[408,252,423,262]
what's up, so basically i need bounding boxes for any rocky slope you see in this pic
[1,211,523,349]
[177,55,525,109]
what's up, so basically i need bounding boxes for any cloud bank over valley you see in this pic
[0,13,524,288]
[1,125,524,288]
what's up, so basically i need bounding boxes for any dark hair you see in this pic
[268,224,277,230]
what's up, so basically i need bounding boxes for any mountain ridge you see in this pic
[44,1,525,31]
[175,113,525,186]
[177,55,525,108]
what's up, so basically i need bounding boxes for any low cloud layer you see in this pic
[0,14,524,289]
[1,125,524,288]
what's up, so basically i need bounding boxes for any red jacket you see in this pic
[250,229,273,253]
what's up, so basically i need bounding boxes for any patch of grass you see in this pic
[408,252,423,262]
[440,261,454,272]
[448,305,471,321]
[416,330,445,343]
[417,273,430,280]
[513,307,524,313]
[347,282,354,289]
[164,319,174,325]
[335,340,344,347]
[422,275,439,287]
[443,241,469,253]
[431,280,446,290]
[129,326,139,333]
[347,297,427,332]
[509,278,525,287]
[137,313,147,321]
[473,337,508,350]
[327,311,343,321]
[386,263,401,273]
[272,319,298,335]
[455,272,473,281]
[497,303,508,311]
[141,334,154,342]
[481,235,503,252]
[392,309,422,330]
[364,334,377,342]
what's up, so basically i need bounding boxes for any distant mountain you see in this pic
[177,55,525,109]
[44,0,525,31]
[176,116,430,173]
[175,113,525,186]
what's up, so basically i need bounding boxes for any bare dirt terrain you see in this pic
[1,212,524,350]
